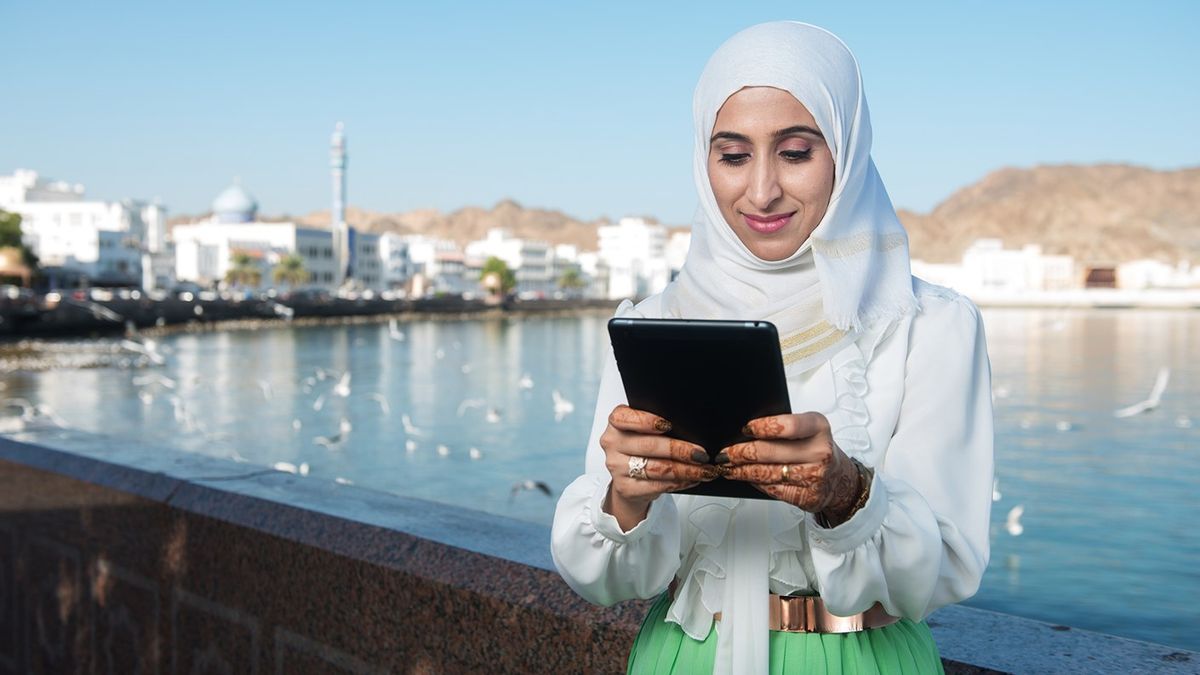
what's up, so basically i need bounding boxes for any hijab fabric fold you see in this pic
[653,21,918,673]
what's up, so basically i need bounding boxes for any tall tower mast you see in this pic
[331,122,350,287]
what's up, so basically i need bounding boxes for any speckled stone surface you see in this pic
[0,433,1196,675]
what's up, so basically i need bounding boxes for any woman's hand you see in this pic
[600,404,721,531]
[718,412,863,527]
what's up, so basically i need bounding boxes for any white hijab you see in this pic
[659,21,917,376]
[646,22,918,673]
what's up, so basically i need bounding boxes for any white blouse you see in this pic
[550,277,994,674]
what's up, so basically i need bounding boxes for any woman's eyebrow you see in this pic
[710,125,825,145]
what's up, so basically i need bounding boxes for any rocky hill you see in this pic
[898,164,1200,264]
[172,164,1200,264]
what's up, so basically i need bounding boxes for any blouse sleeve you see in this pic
[550,345,683,606]
[807,290,994,620]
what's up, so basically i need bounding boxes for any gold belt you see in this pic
[671,581,900,634]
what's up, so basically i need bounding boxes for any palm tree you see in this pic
[225,250,262,288]
[558,267,585,292]
[480,256,516,297]
[272,253,307,289]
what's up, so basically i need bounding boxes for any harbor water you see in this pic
[1,307,1197,651]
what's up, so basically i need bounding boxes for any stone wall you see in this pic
[0,436,1194,674]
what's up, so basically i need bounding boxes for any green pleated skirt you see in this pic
[627,593,945,674]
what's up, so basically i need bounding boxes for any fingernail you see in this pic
[691,448,709,463]
[741,424,753,437]
[654,419,672,433]
[714,451,730,465]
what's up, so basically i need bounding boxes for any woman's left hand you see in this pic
[717,412,863,526]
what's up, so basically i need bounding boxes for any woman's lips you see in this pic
[742,211,795,234]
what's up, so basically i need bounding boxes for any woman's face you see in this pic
[707,86,835,262]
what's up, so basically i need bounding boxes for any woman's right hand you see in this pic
[599,404,720,531]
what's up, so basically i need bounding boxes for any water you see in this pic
[1,308,1197,651]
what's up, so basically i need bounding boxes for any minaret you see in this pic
[331,122,350,287]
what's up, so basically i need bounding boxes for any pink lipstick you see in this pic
[742,212,794,234]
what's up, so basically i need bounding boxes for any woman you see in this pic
[551,21,993,674]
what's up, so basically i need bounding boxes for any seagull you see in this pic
[339,416,352,435]
[436,444,451,457]
[457,399,486,417]
[485,407,502,424]
[1005,505,1025,537]
[314,433,343,450]
[1054,420,1075,432]
[405,439,417,453]
[518,373,534,390]
[139,391,154,406]
[401,414,424,437]
[256,379,273,400]
[292,418,302,431]
[120,339,165,365]
[335,476,354,486]
[552,390,575,421]
[1114,367,1170,418]
[1176,415,1194,429]
[510,480,553,499]
[333,372,351,398]
[312,393,326,412]
[435,348,445,360]
[468,447,483,460]
[388,318,406,341]
[461,363,472,374]
[270,461,309,476]
[992,478,1002,502]
[368,393,391,415]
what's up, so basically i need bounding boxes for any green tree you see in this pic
[480,256,516,296]
[0,209,39,270]
[272,253,307,288]
[225,249,262,288]
[557,267,585,291]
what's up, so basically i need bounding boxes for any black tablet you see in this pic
[607,317,791,500]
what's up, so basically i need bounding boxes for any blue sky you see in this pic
[3,1,1197,224]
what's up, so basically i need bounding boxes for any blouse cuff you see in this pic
[807,472,889,554]
[587,475,672,544]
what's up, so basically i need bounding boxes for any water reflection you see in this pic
[2,308,1198,651]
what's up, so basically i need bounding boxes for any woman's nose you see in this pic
[746,157,783,209]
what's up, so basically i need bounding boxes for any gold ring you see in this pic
[627,456,649,480]
[781,464,791,483]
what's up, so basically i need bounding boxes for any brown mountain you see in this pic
[292,199,619,252]
[899,164,1200,265]
[171,164,1200,265]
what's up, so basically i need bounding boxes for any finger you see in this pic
[742,412,830,440]
[609,405,673,434]
[719,439,828,466]
[642,458,721,483]
[752,483,820,512]
[604,429,708,464]
[723,462,821,486]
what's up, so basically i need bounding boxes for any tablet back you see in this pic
[608,317,791,500]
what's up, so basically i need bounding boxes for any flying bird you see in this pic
[510,480,553,499]
[469,447,483,460]
[1005,505,1025,537]
[333,372,352,398]
[457,398,486,417]
[368,393,391,415]
[1113,367,1170,418]
[552,390,575,422]
[401,414,424,437]
[518,373,534,390]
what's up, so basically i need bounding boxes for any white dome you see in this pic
[212,183,258,223]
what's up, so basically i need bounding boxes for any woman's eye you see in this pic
[781,149,812,162]
[718,153,750,166]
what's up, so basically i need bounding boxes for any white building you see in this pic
[665,231,692,280]
[1117,259,1198,289]
[913,238,1076,294]
[0,169,161,288]
[465,228,555,296]
[598,217,670,300]
[173,183,382,291]
[402,234,469,296]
